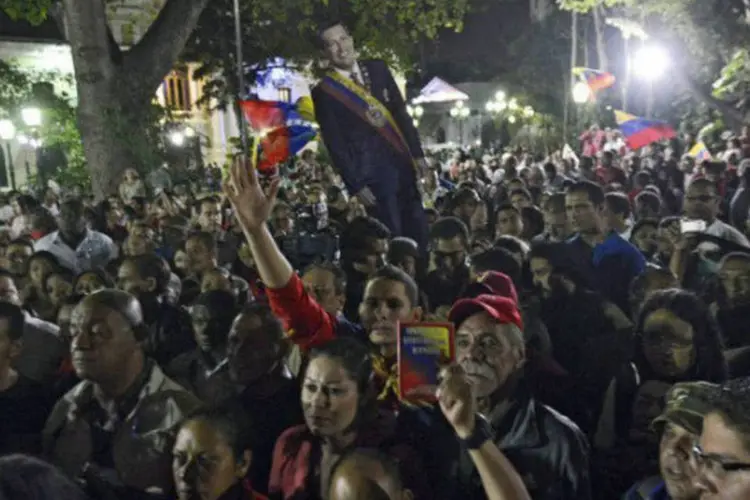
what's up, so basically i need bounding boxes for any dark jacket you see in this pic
[311,59,424,195]
[143,301,196,367]
[400,392,591,500]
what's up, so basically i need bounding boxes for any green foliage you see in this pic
[556,0,624,13]
[186,0,468,107]
[0,0,53,24]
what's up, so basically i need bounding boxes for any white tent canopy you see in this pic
[413,77,469,104]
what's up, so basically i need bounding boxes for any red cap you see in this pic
[476,271,519,304]
[448,294,524,331]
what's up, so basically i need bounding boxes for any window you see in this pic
[278,87,291,103]
[163,69,192,111]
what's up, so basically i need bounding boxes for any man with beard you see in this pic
[117,254,194,367]
[437,293,591,499]
[423,217,471,311]
[225,302,303,495]
[528,242,632,434]
[715,253,750,355]
[625,381,718,500]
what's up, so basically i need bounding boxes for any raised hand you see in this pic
[437,364,477,439]
[222,156,281,233]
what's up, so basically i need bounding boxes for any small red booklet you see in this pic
[397,322,455,403]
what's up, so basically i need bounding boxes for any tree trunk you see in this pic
[592,4,608,72]
[62,0,211,199]
[564,11,578,142]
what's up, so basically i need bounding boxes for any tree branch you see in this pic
[120,0,211,97]
[51,1,122,63]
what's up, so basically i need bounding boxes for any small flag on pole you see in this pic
[688,141,712,162]
[614,110,676,150]
[239,99,318,173]
[572,67,617,93]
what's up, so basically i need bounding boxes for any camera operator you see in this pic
[275,192,339,272]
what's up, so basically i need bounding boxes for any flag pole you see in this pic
[233,0,250,156]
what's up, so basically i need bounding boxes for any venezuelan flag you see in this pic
[688,141,712,162]
[239,99,318,172]
[573,67,616,93]
[614,110,676,150]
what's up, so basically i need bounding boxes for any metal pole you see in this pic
[6,143,15,190]
[232,0,249,155]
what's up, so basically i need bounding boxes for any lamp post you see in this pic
[633,44,669,118]
[450,101,470,145]
[0,119,16,189]
[407,104,424,128]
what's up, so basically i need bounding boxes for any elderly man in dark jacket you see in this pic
[401,294,591,500]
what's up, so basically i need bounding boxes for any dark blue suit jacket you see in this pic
[311,59,424,195]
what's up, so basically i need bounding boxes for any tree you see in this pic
[557,0,750,130]
[2,0,211,198]
[185,0,469,110]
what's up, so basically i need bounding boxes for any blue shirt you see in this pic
[623,477,671,500]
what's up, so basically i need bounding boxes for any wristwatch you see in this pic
[460,414,494,450]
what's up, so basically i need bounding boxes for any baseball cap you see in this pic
[651,381,720,435]
[461,271,519,304]
[448,294,523,331]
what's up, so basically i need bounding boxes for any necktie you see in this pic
[351,70,364,88]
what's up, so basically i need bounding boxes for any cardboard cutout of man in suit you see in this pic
[311,21,428,251]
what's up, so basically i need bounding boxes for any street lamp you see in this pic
[407,104,424,128]
[633,45,669,81]
[0,119,16,189]
[449,101,471,145]
[508,115,517,124]
[169,130,186,147]
[495,90,507,103]
[21,107,42,127]
[508,98,519,111]
[184,126,196,138]
[572,82,592,104]
[523,106,535,118]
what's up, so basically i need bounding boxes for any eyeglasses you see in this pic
[693,443,750,478]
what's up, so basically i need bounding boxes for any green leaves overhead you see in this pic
[0,0,53,24]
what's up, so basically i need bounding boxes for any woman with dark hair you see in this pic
[0,455,89,500]
[10,194,40,239]
[72,268,115,296]
[268,338,426,500]
[593,288,728,495]
[23,251,62,321]
[173,404,267,500]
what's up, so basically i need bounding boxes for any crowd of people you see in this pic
[0,127,750,500]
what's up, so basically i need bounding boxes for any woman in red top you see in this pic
[173,405,268,500]
[268,338,427,500]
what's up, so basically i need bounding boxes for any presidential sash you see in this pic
[318,70,415,163]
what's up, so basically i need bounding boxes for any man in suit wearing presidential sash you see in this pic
[311,21,429,251]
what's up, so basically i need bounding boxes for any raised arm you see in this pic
[223,158,336,349]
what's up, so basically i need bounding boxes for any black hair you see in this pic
[0,454,89,500]
[6,238,33,253]
[635,289,728,383]
[542,192,566,213]
[307,337,375,428]
[659,216,680,230]
[315,19,349,49]
[28,207,57,234]
[604,192,631,218]
[567,180,605,207]
[631,218,659,238]
[237,301,285,342]
[542,162,557,179]
[509,188,532,202]
[493,235,528,258]
[72,268,115,292]
[0,302,25,341]
[186,230,218,255]
[635,191,662,213]
[496,203,520,218]
[43,268,74,293]
[628,265,678,319]
[340,216,391,266]
[194,289,238,332]
[369,265,419,307]
[60,197,84,215]
[183,402,256,460]
[302,261,348,295]
[28,251,60,270]
[520,206,544,239]
[123,254,171,295]
[688,177,719,195]
[470,248,522,286]
[387,237,420,267]
[635,171,652,186]
[15,194,40,215]
[529,241,597,292]
[429,216,469,247]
